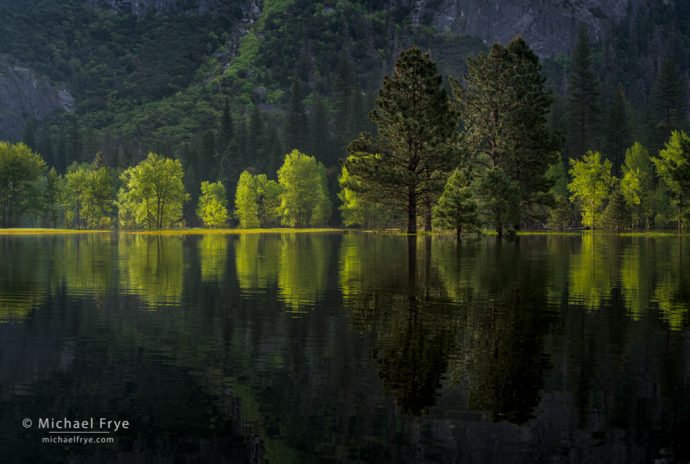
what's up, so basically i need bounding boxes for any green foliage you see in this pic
[0,142,46,227]
[345,47,457,233]
[197,181,229,228]
[566,27,600,156]
[653,130,690,230]
[568,151,614,229]
[602,182,629,231]
[60,162,115,229]
[338,164,393,228]
[455,37,559,233]
[234,171,282,228]
[546,160,573,230]
[476,168,521,236]
[432,169,478,238]
[651,60,688,150]
[118,153,189,229]
[621,142,655,228]
[277,150,330,227]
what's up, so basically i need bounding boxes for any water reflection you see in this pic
[118,235,185,308]
[198,235,228,283]
[0,232,690,462]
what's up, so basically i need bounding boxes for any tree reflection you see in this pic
[118,234,184,308]
[198,235,228,283]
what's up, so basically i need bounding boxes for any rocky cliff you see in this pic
[417,0,640,56]
[88,0,260,17]
[0,59,73,141]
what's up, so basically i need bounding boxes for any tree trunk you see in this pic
[456,225,461,241]
[407,186,417,234]
[497,223,503,239]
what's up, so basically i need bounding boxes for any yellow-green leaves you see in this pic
[277,150,330,227]
[197,181,228,228]
[568,151,614,229]
[118,153,189,229]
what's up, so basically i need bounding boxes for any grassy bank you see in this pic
[0,228,344,236]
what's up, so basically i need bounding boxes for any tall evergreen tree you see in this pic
[603,85,631,174]
[344,48,457,234]
[219,99,234,150]
[566,27,600,157]
[455,37,560,235]
[651,59,687,150]
[285,78,309,152]
[309,95,331,162]
[246,105,263,164]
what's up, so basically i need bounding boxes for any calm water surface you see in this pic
[0,232,689,463]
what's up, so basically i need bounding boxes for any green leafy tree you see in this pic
[620,142,654,228]
[456,37,559,235]
[234,171,282,228]
[568,151,614,229]
[566,27,600,156]
[61,163,115,229]
[432,169,478,240]
[277,150,331,227]
[344,47,457,234]
[338,164,393,228]
[234,171,260,228]
[197,181,228,228]
[118,153,189,229]
[653,130,690,232]
[0,142,46,227]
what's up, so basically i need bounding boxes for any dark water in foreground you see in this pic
[0,232,689,463]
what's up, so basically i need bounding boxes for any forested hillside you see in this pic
[2,0,690,228]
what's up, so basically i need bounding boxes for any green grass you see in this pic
[0,228,111,235]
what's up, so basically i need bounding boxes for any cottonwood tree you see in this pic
[118,153,189,229]
[344,47,457,234]
[197,181,228,228]
[234,171,281,228]
[568,151,614,230]
[653,131,690,232]
[0,142,46,227]
[277,150,330,227]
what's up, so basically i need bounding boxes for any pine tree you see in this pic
[432,169,478,240]
[603,85,631,174]
[653,130,690,232]
[651,59,687,150]
[219,99,234,150]
[456,37,560,235]
[246,105,263,164]
[199,130,216,181]
[566,27,600,157]
[309,95,331,162]
[602,183,629,231]
[285,79,308,152]
[344,48,457,234]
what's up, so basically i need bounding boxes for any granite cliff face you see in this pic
[88,0,260,17]
[416,0,640,56]
[0,59,73,141]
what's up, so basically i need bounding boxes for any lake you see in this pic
[0,232,689,463]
